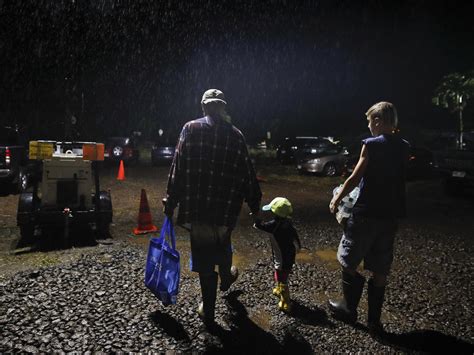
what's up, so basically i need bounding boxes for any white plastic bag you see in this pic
[332,185,360,225]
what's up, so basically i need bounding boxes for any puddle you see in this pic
[315,249,340,270]
[128,237,252,277]
[231,252,255,271]
[294,248,340,270]
[315,249,337,262]
[295,249,316,263]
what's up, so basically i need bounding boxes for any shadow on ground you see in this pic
[199,290,314,354]
[382,329,474,354]
[290,300,334,328]
[149,310,191,342]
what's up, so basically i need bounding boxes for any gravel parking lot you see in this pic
[0,162,473,353]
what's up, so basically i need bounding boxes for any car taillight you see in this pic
[5,148,11,166]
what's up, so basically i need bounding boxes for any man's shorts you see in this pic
[337,214,398,276]
[190,223,232,273]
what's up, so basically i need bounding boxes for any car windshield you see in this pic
[295,138,319,147]
[299,138,334,148]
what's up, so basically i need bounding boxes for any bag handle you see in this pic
[160,216,176,250]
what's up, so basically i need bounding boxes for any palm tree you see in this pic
[432,70,474,149]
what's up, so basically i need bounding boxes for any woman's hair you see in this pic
[366,101,398,128]
[202,102,232,123]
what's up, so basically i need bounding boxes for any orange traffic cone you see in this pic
[133,189,158,235]
[117,160,125,180]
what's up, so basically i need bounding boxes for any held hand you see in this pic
[162,198,174,219]
[249,211,260,224]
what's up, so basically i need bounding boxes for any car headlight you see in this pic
[308,158,320,164]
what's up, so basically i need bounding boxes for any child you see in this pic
[328,101,409,336]
[254,197,301,312]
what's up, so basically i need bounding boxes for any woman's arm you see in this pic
[329,144,369,214]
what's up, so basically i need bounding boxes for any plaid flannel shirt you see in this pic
[166,115,262,228]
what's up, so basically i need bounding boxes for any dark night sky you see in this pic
[1,0,473,143]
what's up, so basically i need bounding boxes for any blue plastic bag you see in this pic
[144,217,180,305]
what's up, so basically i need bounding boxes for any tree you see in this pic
[432,70,474,149]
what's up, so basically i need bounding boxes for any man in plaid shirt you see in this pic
[164,89,262,326]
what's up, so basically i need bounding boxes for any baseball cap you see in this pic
[262,197,293,218]
[201,89,227,105]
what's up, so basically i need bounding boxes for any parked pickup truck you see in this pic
[434,138,474,194]
[0,126,34,192]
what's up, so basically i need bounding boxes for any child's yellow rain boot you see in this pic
[273,282,283,297]
[278,283,292,313]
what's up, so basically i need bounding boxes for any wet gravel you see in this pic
[1,222,473,354]
[1,169,473,353]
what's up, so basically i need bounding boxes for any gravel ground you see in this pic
[1,164,473,353]
[1,222,472,354]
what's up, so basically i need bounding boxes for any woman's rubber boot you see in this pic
[278,283,292,313]
[328,271,365,324]
[197,272,218,327]
[367,278,386,337]
[273,282,283,297]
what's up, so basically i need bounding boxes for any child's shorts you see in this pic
[337,215,398,276]
[190,223,232,273]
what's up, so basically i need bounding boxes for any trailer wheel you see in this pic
[16,224,35,248]
[97,222,111,239]
[96,191,112,239]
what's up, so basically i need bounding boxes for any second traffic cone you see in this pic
[133,189,158,235]
[117,160,125,180]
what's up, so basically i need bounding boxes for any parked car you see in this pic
[0,126,37,193]
[151,137,176,166]
[433,132,474,194]
[294,137,348,176]
[104,136,139,164]
[277,136,326,164]
[276,137,304,163]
